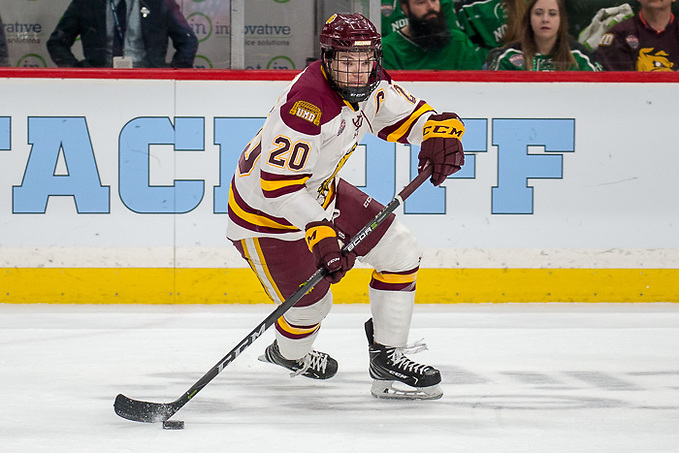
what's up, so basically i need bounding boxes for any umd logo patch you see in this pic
[290,101,321,126]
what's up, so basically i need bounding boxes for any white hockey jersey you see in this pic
[226,60,437,242]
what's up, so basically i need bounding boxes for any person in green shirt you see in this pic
[456,0,528,50]
[380,0,462,37]
[382,0,484,69]
[489,0,601,71]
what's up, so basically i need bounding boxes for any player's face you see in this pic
[406,0,441,21]
[329,50,374,89]
[530,0,560,45]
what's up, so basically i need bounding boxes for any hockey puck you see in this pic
[162,420,184,430]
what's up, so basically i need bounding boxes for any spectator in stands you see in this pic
[457,0,529,52]
[576,3,634,52]
[488,0,601,70]
[380,0,462,37]
[0,14,9,66]
[382,0,483,69]
[595,0,679,71]
[47,0,198,68]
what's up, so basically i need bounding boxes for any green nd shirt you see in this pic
[491,43,602,71]
[380,0,462,37]
[456,0,508,49]
[382,28,484,70]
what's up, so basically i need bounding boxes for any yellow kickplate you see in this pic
[1,268,677,304]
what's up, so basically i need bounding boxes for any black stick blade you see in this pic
[114,394,177,423]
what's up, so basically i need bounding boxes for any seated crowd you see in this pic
[381,0,678,71]
[0,0,677,71]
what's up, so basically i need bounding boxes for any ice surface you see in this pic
[1,303,678,452]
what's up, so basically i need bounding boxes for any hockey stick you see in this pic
[114,162,433,423]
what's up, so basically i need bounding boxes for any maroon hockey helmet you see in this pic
[320,13,383,103]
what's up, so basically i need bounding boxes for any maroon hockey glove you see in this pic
[305,220,356,284]
[418,112,466,186]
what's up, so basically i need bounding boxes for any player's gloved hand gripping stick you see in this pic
[114,162,434,425]
[305,220,357,284]
[418,113,465,186]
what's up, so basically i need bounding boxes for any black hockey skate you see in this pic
[259,340,338,379]
[365,318,443,400]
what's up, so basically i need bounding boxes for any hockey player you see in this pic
[226,13,465,400]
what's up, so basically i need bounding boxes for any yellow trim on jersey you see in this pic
[343,99,358,111]
[318,144,356,202]
[386,102,435,143]
[260,174,310,193]
[228,185,298,231]
[371,270,417,284]
[321,181,335,209]
[276,315,320,335]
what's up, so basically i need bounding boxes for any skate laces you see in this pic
[388,339,430,374]
[290,350,328,378]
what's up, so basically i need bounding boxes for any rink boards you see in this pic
[0,70,677,303]
[0,267,676,304]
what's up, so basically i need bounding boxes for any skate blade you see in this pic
[370,380,443,400]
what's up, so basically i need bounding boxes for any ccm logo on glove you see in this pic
[422,115,465,140]
[419,113,466,186]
